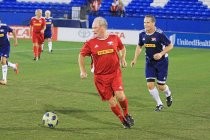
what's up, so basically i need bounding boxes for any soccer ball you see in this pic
[42,112,58,128]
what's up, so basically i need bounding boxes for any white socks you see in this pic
[48,41,52,52]
[41,43,44,51]
[163,85,171,97]
[7,61,16,70]
[149,87,163,106]
[2,65,8,81]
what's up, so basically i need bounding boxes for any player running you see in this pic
[79,17,134,128]
[0,21,18,85]
[131,15,173,111]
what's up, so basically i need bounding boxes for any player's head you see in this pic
[45,10,51,18]
[92,17,108,38]
[144,15,156,33]
[35,9,42,18]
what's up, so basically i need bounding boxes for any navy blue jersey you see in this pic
[0,24,13,47]
[45,17,53,33]
[138,28,171,60]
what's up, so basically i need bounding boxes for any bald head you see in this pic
[35,9,42,18]
[92,17,108,29]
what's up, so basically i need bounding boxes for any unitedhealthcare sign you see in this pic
[166,32,210,48]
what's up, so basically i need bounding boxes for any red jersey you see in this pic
[30,17,46,33]
[80,34,124,75]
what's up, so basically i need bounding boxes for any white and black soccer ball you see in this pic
[42,112,58,128]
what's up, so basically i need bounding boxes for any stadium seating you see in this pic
[0,0,210,20]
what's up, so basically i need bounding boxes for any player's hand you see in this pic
[153,53,162,60]
[121,59,127,68]
[14,41,18,47]
[40,29,44,34]
[80,71,87,79]
[130,59,136,67]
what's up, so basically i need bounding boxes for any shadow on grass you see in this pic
[43,104,119,128]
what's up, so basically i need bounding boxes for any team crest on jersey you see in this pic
[0,29,4,32]
[107,41,113,46]
[151,37,156,41]
[94,44,99,48]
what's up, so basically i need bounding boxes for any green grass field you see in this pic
[1,39,210,140]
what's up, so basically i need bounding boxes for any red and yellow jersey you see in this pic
[30,17,46,33]
[80,34,124,75]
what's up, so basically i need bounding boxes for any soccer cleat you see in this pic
[0,80,7,85]
[33,57,39,61]
[166,96,173,107]
[14,63,19,74]
[154,104,164,112]
[125,114,134,127]
[122,118,131,129]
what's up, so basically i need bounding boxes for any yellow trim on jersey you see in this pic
[144,44,156,48]
[0,34,4,37]
[97,49,114,55]
[46,22,51,24]
[34,23,41,26]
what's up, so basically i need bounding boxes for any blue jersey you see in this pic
[44,17,53,38]
[138,28,171,83]
[0,23,13,47]
[138,28,171,61]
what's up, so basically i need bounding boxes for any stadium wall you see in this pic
[11,26,210,49]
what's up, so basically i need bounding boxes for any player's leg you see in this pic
[47,38,52,53]
[33,42,39,61]
[41,42,44,52]
[156,58,172,107]
[94,75,128,128]
[145,61,163,111]
[37,34,44,59]
[0,56,8,84]
[7,61,19,74]
[115,90,134,127]
[113,69,134,127]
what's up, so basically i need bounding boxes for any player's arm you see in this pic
[119,47,127,68]
[153,43,173,60]
[130,45,143,67]
[12,29,18,47]
[78,54,88,79]
[51,23,54,35]
[29,25,33,39]
[41,19,46,34]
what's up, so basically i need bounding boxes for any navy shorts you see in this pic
[44,32,52,39]
[145,57,168,84]
[0,45,10,58]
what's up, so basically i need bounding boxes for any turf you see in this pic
[0,39,210,140]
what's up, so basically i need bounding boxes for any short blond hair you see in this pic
[45,10,51,15]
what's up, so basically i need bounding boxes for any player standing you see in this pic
[42,10,53,53]
[78,17,134,128]
[0,21,18,85]
[131,15,173,111]
[30,9,46,61]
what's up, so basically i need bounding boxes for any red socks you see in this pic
[111,105,124,122]
[119,98,128,116]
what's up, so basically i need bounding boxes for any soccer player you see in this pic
[130,15,173,111]
[30,9,46,61]
[0,21,18,85]
[78,17,134,128]
[42,10,53,53]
